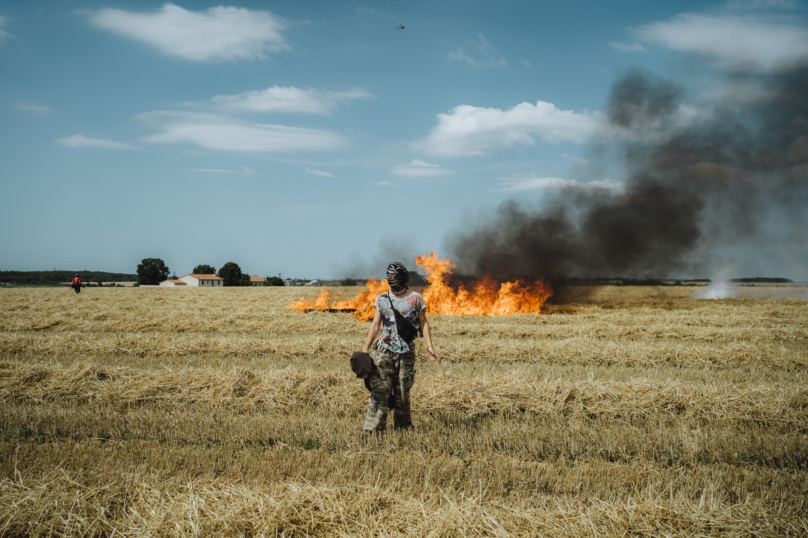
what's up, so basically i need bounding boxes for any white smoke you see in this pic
[692,267,736,299]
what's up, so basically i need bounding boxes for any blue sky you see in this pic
[1,0,807,279]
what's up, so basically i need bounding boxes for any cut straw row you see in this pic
[1,476,804,538]
[2,362,805,424]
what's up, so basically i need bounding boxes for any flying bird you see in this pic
[396,24,405,29]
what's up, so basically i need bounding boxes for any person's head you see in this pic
[386,262,409,292]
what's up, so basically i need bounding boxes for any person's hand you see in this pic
[427,346,437,362]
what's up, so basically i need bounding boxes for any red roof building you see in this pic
[179,274,223,287]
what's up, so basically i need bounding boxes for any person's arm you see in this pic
[418,308,438,362]
[363,308,383,353]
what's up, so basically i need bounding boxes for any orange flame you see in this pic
[416,251,553,316]
[288,251,552,320]
[288,278,390,321]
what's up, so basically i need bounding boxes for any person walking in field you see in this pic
[362,262,437,434]
[71,274,81,294]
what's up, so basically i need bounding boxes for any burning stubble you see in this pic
[446,68,808,287]
[292,251,554,318]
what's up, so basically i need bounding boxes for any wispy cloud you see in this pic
[89,4,288,62]
[493,176,620,193]
[190,166,257,174]
[415,101,596,157]
[561,153,590,166]
[305,167,335,177]
[447,49,477,65]
[726,0,798,8]
[346,0,382,18]
[448,34,507,67]
[208,86,371,114]
[374,181,395,187]
[610,41,646,52]
[56,134,136,149]
[519,58,530,67]
[138,111,346,153]
[390,159,452,177]
[632,13,808,72]
[0,15,12,45]
[15,103,53,117]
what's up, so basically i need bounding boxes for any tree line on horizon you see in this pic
[136,259,285,287]
[1,265,795,287]
[0,270,137,286]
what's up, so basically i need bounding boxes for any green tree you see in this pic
[217,262,244,287]
[137,258,170,285]
[264,276,285,286]
[240,273,252,287]
[193,264,216,274]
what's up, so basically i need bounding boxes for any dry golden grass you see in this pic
[1,286,807,536]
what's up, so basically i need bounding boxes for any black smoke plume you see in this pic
[446,67,808,284]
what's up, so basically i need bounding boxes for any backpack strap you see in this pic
[386,292,421,342]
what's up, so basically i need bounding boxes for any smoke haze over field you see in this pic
[332,235,421,281]
[445,67,808,282]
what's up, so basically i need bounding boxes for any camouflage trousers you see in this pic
[363,346,416,432]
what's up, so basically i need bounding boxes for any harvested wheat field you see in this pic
[1,286,807,537]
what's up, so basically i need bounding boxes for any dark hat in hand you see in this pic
[350,352,374,379]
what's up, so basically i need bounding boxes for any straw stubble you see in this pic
[0,286,806,536]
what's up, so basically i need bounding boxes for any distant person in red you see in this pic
[71,274,81,294]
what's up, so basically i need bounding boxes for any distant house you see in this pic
[249,275,265,287]
[159,279,187,287]
[178,274,223,287]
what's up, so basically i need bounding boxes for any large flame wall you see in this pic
[288,251,552,321]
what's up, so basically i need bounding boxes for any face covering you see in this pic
[386,262,410,293]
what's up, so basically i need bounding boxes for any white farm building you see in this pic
[178,274,223,287]
[159,279,187,287]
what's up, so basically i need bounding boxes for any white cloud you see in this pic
[209,86,371,114]
[519,58,530,67]
[305,168,335,177]
[416,101,596,157]
[633,13,808,72]
[373,181,395,187]
[90,3,288,62]
[493,176,620,193]
[610,41,646,52]
[15,103,53,117]
[138,111,345,153]
[56,134,136,149]
[448,34,507,67]
[390,159,452,177]
[190,166,256,174]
